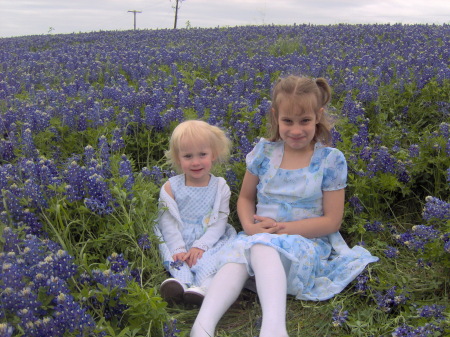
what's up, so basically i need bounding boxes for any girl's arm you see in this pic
[238,171,281,235]
[273,188,345,238]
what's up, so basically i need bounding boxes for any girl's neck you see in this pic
[279,142,314,170]
[184,173,211,187]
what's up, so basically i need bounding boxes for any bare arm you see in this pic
[237,171,281,235]
[275,188,345,238]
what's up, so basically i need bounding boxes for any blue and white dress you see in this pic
[219,138,378,301]
[155,174,237,287]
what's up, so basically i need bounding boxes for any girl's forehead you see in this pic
[277,93,319,112]
[278,99,318,116]
[179,137,211,152]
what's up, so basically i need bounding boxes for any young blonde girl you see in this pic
[155,120,236,305]
[192,76,378,336]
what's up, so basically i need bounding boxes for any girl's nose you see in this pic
[291,124,302,134]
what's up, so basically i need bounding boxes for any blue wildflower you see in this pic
[422,196,450,221]
[107,253,129,273]
[170,260,184,270]
[332,305,348,327]
[163,318,181,337]
[137,234,152,250]
[384,246,399,258]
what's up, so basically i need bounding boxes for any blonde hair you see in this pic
[166,120,231,171]
[268,75,333,145]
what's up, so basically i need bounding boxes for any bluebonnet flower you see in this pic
[383,245,399,258]
[330,127,343,146]
[53,292,95,335]
[367,146,397,176]
[89,268,131,320]
[20,209,43,235]
[416,304,446,320]
[84,173,114,215]
[64,161,88,202]
[21,128,38,158]
[352,123,369,149]
[394,224,441,253]
[422,196,450,221]
[348,195,364,214]
[119,154,135,193]
[375,286,408,313]
[1,139,15,161]
[225,169,239,193]
[170,260,184,270]
[83,145,95,164]
[77,112,87,131]
[4,184,23,219]
[163,319,181,337]
[91,269,132,289]
[364,220,384,232]
[342,95,365,124]
[392,322,443,337]
[23,179,48,209]
[111,128,126,152]
[0,323,13,337]
[107,253,129,273]
[141,166,164,185]
[51,250,78,280]
[416,258,432,268]
[408,144,420,158]
[137,234,152,250]
[331,305,348,327]
[2,226,21,253]
[98,135,111,177]
[444,240,450,254]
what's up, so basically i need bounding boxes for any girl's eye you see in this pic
[183,154,192,159]
[200,152,207,157]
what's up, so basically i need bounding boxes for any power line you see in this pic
[127,10,142,30]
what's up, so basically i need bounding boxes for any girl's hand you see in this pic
[249,215,285,234]
[172,252,187,263]
[183,247,205,267]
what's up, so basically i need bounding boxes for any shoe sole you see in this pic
[160,280,184,304]
[183,291,204,306]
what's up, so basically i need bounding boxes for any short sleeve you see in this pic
[322,148,347,191]
[245,138,270,176]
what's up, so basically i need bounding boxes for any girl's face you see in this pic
[177,138,215,186]
[276,95,322,153]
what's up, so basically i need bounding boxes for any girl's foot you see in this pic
[160,278,187,304]
[184,286,206,306]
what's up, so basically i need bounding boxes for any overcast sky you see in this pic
[1,0,449,38]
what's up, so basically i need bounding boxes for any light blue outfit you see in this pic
[155,174,237,287]
[219,138,378,301]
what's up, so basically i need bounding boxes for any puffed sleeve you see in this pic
[246,138,270,176]
[322,148,347,191]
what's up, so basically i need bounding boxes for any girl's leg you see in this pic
[191,263,249,337]
[250,244,288,337]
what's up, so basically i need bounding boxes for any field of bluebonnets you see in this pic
[0,23,449,336]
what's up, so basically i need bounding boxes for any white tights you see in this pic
[191,244,288,337]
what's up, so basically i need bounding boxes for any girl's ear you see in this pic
[316,107,324,123]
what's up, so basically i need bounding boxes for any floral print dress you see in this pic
[218,138,378,301]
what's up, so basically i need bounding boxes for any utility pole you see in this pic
[127,10,142,30]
